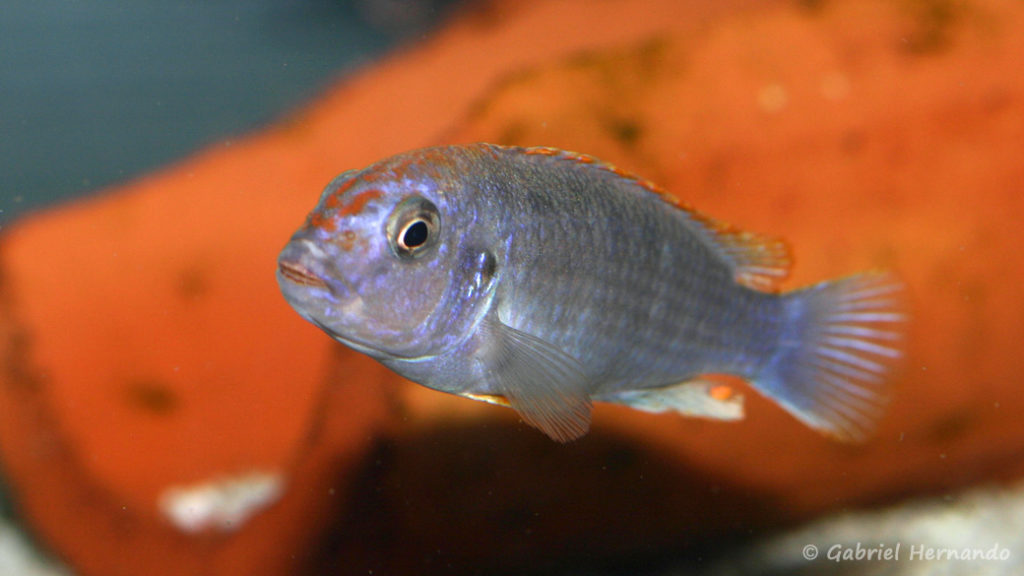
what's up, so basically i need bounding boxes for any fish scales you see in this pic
[473,148,780,388]
[277,143,905,442]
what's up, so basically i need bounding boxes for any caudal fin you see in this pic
[755,273,906,442]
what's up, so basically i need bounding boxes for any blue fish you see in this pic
[278,144,904,442]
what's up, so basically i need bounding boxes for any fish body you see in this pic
[278,144,903,442]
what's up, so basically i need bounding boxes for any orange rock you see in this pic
[0,119,399,573]
[370,0,1024,570]
[444,0,1024,515]
[2,0,1024,574]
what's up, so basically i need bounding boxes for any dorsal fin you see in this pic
[685,217,792,292]
[515,145,792,292]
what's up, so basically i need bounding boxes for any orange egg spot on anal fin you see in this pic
[709,384,736,402]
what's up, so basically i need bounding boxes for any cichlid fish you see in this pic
[277,144,904,442]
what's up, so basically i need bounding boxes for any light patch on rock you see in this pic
[158,470,285,533]
[697,480,1024,576]
[0,519,70,576]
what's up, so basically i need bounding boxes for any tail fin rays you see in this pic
[755,273,906,442]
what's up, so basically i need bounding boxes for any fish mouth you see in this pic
[278,260,328,288]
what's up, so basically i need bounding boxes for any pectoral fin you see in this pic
[475,317,592,442]
[605,380,745,421]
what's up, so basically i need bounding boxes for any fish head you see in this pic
[277,160,490,361]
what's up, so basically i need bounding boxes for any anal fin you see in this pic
[462,393,510,407]
[604,380,745,421]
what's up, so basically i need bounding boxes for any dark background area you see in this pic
[0,0,460,224]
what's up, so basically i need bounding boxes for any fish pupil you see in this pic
[402,220,429,249]
[387,197,438,258]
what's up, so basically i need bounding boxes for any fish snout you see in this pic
[277,240,329,289]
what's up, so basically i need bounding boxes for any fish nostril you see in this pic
[278,260,328,288]
[333,229,359,251]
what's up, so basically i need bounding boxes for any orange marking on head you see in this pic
[322,178,359,211]
[336,177,358,194]
[709,385,736,402]
[359,170,384,183]
[309,212,338,232]
[522,146,562,158]
[338,189,383,216]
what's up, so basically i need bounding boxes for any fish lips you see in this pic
[277,259,327,289]
[276,244,397,360]
[276,239,336,299]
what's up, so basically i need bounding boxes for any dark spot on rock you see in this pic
[982,89,1013,115]
[926,409,975,442]
[125,379,179,415]
[704,152,735,191]
[497,121,529,147]
[841,129,867,155]
[605,117,643,147]
[798,0,828,13]
[3,324,43,393]
[176,266,209,301]
[900,0,960,54]
[0,270,44,393]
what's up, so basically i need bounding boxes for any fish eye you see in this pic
[387,197,440,258]
[399,219,430,249]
